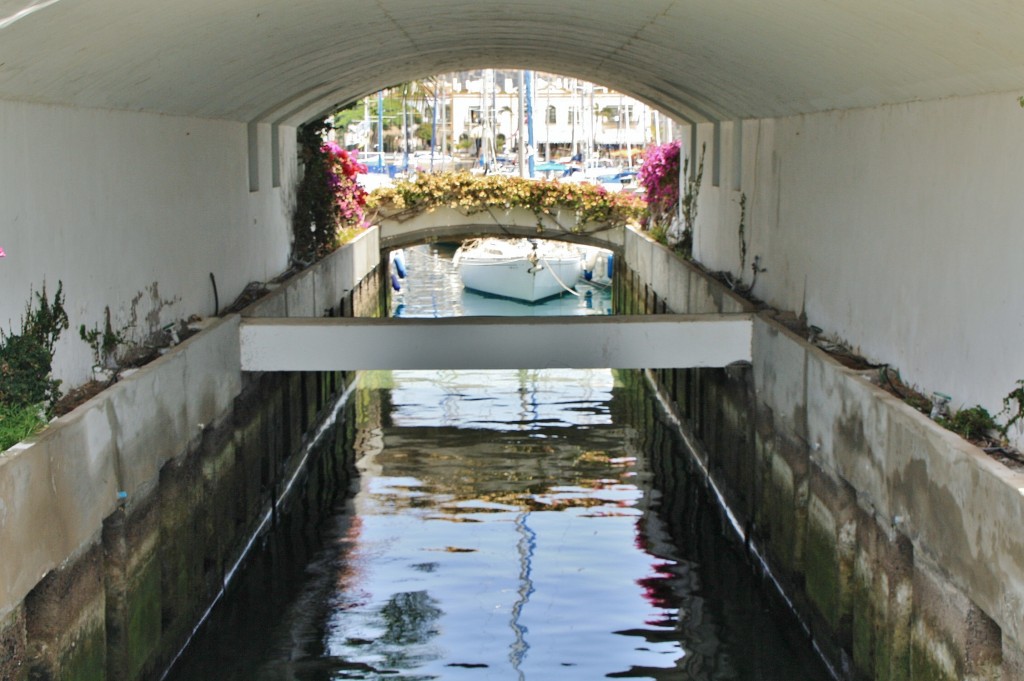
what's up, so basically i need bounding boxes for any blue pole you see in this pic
[526,71,535,178]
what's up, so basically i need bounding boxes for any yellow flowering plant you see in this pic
[366,172,646,231]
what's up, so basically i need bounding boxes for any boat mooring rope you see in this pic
[537,253,582,297]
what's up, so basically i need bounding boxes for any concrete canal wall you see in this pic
[621,227,1024,680]
[0,232,382,681]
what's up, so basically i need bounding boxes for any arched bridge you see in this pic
[370,205,629,254]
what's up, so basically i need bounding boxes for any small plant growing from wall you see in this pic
[936,405,999,443]
[678,143,706,256]
[79,306,127,379]
[737,192,748,275]
[1001,380,1024,440]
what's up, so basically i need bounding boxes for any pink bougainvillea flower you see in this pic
[0,247,6,257]
[638,140,681,211]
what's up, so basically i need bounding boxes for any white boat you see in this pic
[454,238,583,303]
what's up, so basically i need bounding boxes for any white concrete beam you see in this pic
[238,314,752,371]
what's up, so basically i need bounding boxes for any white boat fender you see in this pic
[393,250,408,278]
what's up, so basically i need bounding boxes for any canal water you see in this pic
[163,244,832,680]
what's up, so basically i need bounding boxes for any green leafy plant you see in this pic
[79,305,127,373]
[648,222,669,246]
[0,402,45,452]
[0,281,69,420]
[1001,380,1024,438]
[937,405,999,443]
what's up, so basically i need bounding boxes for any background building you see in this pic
[341,70,674,168]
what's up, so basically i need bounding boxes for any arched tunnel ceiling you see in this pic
[1,0,1023,126]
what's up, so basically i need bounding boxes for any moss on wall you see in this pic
[58,618,107,681]
[804,494,841,628]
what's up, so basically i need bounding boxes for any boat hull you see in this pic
[458,250,582,303]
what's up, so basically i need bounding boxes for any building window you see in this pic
[547,105,557,125]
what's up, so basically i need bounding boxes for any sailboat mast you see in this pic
[525,70,535,177]
[431,78,438,172]
[517,70,527,177]
[442,74,448,160]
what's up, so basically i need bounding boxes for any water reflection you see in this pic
[165,370,830,681]
[163,242,831,681]
[324,368,664,679]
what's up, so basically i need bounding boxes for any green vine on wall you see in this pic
[737,192,748,275]
[1001,380,1024,439]
[677,143,706,257]
[936,405,999,443]
[293,121,337,263]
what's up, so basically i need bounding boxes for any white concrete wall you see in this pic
[0,99,296,388]
[0,235,379,622]
[694,92,1024,428]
